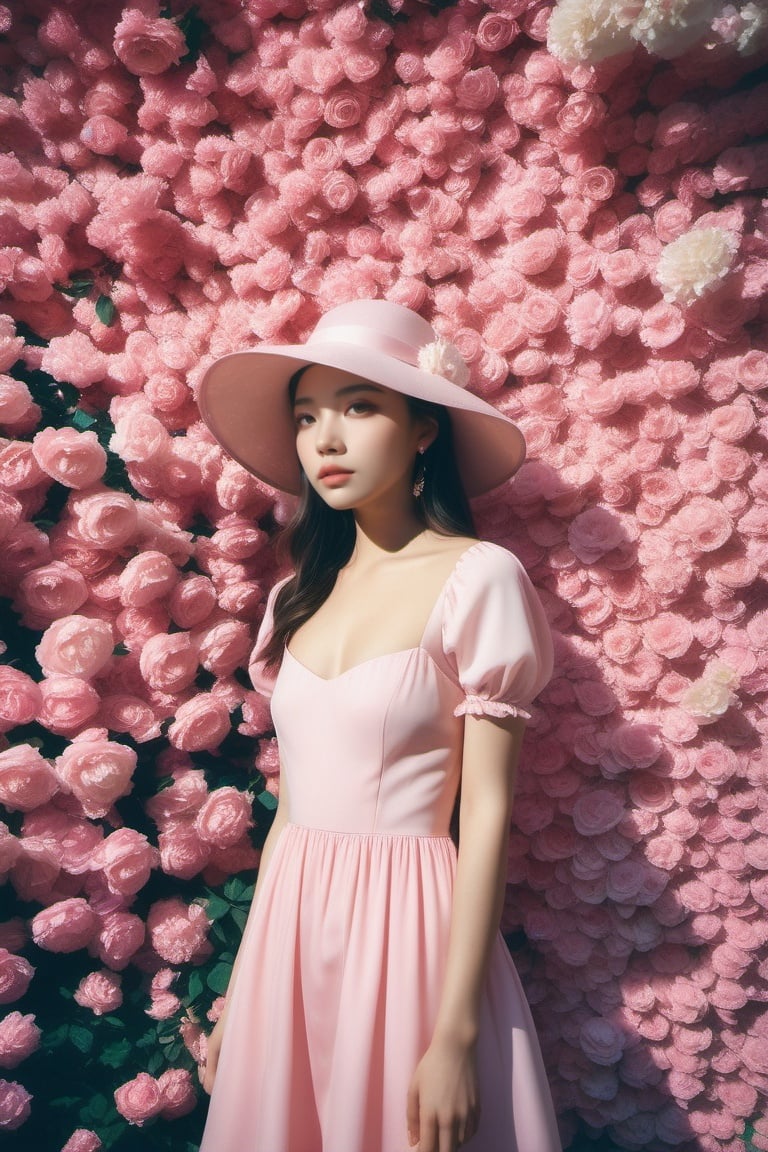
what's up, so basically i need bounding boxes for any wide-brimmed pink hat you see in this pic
[197,299,526,497]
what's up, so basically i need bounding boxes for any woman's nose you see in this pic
[315,414,344,454]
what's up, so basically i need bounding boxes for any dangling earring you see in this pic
[412,446,426,498]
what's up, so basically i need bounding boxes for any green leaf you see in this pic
[187,971,204,1002]
[223,876,246,901]
[230,907,247,932]
[69,1024,94,1054]
[101,1039,132,1068]
[55,278,94,299]
[257,789,278,811]
[211,920,229,946]
[206,962,233,995]
[95,294,116,326]
[113,642,129,656]
[71,408,97,431]
[200,895,230,921]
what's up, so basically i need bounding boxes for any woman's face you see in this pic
[292,364,434,512]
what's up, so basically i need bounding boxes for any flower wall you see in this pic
[0,0,767,1149]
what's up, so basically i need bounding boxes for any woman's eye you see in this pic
[348,402,373,415]
[294,412,314,427]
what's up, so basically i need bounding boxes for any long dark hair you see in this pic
[260,367,477,668]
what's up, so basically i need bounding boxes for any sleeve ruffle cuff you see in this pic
[453,695,532,721]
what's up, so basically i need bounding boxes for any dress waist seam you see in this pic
[285,821,453,842]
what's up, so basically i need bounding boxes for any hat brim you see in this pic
[197,342,526,498]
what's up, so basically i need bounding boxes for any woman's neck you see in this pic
[351,506,426,562]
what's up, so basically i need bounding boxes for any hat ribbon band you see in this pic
[308,324,420,368]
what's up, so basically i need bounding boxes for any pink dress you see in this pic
[199,541,562,1152]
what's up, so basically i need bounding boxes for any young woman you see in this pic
[196,300,561,1152]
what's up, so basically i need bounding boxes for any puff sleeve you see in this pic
[443,543,553,721]
[248,574,292,699]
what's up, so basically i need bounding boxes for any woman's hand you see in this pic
[406,1035,480,1152]
[198,1013,226,1096]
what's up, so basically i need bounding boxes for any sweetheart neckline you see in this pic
[283,540,485,683]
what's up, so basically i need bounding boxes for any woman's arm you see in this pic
[406,713,525,1152]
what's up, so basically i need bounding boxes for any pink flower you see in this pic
[568,507,625,563]
[572,790,625,836]
[579,1017,626,1065]
[109,412,171,465]
[669,497,733,553]
[195,787,252,848]
[70,491,139,549]
[566,291,613,349]
[15,562,89,625]
[0,1079,32,1130]
[146,898,212,964]
[114,1071,164,1126]
[169,575,217,629]
[92,909,145,970]
[510,229,562,275]
[639,302,686,349]
[113,11,186,77]
[0,746,58,812]
[0,1011,40,1069]
[35,615,114,679]
[61,1130,102,1152]
[118,551,179,607]
[456,68,499,111]
[138,633,198,693]
[643,613,694,658]
[476,12,519,51]
[167,695,231,752]
[37,677,100,735]
[31,898,97,953]
[196,619,252,677]
[157,1067,196,1119]
[56,737,136,819]
[90,829,158,898]
[0,950,34,1006]
[0,668,41,733]
[73,969,123,1016]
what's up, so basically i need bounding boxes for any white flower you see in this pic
[656,226,739,306]
[547,0,639,63]
[680,661,740,724]
[736,2,768,53]
[633,0,720,58]
[417,337,470,388]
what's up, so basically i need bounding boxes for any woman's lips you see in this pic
[319,469,353,487]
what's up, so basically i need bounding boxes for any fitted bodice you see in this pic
[250,540,555,837]
[271,620,466,835]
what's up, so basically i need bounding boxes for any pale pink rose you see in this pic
[322,170,358,213]
[0,442,47,490]
[113,11,186,77]
[73,969,122,1015]
[0,746,58,812]
[114,1071,164,1126]
[600,249,645,287]
[196,619,252,677]
[739,349,768,391]
[639,302,686,349]
[92,909,145,970]
[0,1011,40,1069]
[37,677,101,734]
[579,1018,626,1065]
[566,291,613,350]
[577,167,615,202]
[158,821,211,880]
[138,633,198,693]
[0,1078,32,1129]
[670,497,733,553]
[146,898,212,964]
[0,376,34,425]
[110,411,172,466]
[572,790,625,836]
[195,787,253,848]
[693,742,738,784]
[157,1067,196,1119]
[645,834,684,870]
[518,291,562,334]
[31,898,96,953]
[90,829,158,898]
[510,229,561,275]
[708,399,757,443]
[15,562,89,624]
[56,738,136,819]
[61,1128,103,1151]
[80,114,129,156]
[643,613,694,658]
[568,507,624,563]
[35,615,114,679]
[167,695,231,752]
[98,694,161,743]
[456,67,499,111]
[0,950,34,1006]
[168,575,217,629]
[145,769,208,824]
[476,12,519,51]
[118,552,179,608]
[0,668,41,733]
[71,491,139,549]
[31,427,106,490]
